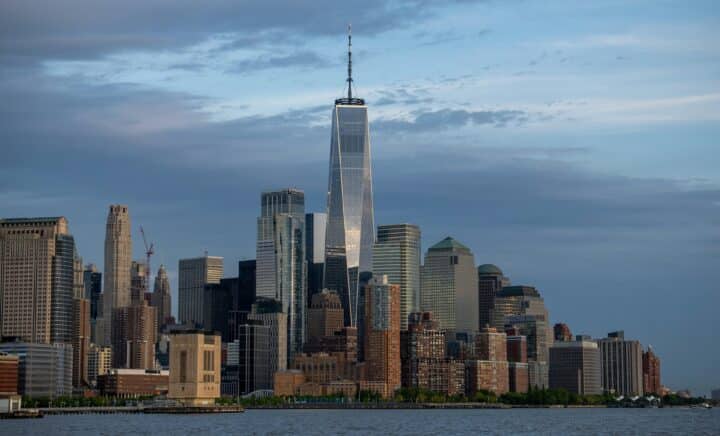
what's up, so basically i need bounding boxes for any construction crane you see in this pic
[140,226,155,293]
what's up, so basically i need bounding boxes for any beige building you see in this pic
[420,237,478,332]
[151,264,172,333]
[178,255,223,325]
[307,290,344,340]
[169,331,221,406]
[0,217,76,344]
[88,344,112,387]
[101,205,132,346]
[111,303,156,369]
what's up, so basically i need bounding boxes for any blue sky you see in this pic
[1,0,719,395]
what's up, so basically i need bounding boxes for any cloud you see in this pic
[228,50,332,74]
[374,108,530,131]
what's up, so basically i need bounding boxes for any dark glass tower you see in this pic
[324,27,375,327]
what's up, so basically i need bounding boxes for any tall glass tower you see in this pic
[324,26,375,327]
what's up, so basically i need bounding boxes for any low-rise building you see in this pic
[0,341,73,398]
[0,352,19,395]
[168,331,221,406]
[96,368,168,397]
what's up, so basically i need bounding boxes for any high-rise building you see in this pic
[87,344,111,387]
[362,275,400,398]
[73,250,84,300]
[178,255,223,326]
[111,304,157,369]
[256,189,306,360]
[203,278,239,342]
[642,347,661,395]
[168,331,221,406]
[307,290,345,342]
[306,212,327,304]
[373,224,421,330]
[597,331,644,396]
[420,237,478,332]
[227,320,270,394]
[554,323,573,342]
[0,217,76,344]
[323,31,376,328]
[0,341,73,398]
[237,260,256,312]
[549,338,602,395]
[477,264,509,330]
[466,327,509,396]
[101,205,132,347]
[151,264,172,334]
[248,299,288,383]
[83,264,102,321]
[72,298,90,388]
[130,260,149,306]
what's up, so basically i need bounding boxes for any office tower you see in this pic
[492,286,550,331]
[178,255,223,326]
[307,291,345,341]
[101,205,132,346]
[151,264,172,334]
[554,323,573,342]
[87,344,112,387]
[73,250,84,299]
[597,331,644,396]
[362,276,400,398]
[237,260,256,312]
[83,264,102,320]
[306,212,327,303]
[642,347,661,395]
[230,320,270,394]
[477,264,509,330]
[0,217,76,344]
[324,30,376,329]
[72,299,90,388]
[130,260,149,306]
[168,331,221,406]
[420,237,478,332]
[248,298,288,381]
[549,338,602,395]
[0,341,73,398]
[256,189,306,360]
[203,278,238,342]
[111,304,157,369]
[373,224,421,330]
[401,312,452,393]
[466,326,509,396]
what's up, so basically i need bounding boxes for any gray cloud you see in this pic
[374,108,529,131]
[228,50,332,74]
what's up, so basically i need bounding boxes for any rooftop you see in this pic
[497,285,541,298]
[477,264,503,275]
[429,236,471,252]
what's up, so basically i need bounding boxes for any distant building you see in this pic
[111,304,157,369]
[477,264,509,330]
[508,363,529,394]
[178,255,223,326]
[420,237,478,332]
[97,368,168,398]
[237,260,256,312]
[549,338,602,395]
[0,352,19,395]
[72,298,90,388]
[465,326,509,396]
[87,344,111,387]
[224,320,270,395]
[554,323,573,342]
[307,291,344,342]
[151,264,172,334]
[130,261,149,306]
[256,189,306,360]
[0,341,73,398]
[363,275,401,398]
[248,299,288,387]
[305,212,327,304]
[640,346,661,396]
[373,224,421,330]
[597,331,644,396]
[505,329,528,393]
[101,205,132,347]
[168,331,221,406]
[0,217,76,344]
[203,278,240,342]
[83,264,102,321]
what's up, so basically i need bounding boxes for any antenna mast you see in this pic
[347,24,352,100]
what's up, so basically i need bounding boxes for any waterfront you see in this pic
[4,408,719,435]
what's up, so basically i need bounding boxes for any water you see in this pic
[4,408,719,435]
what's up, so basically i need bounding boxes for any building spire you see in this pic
[347,23,353,100]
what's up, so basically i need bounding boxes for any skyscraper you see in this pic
[83,264,102,321]
[130,260,149,306]
[324,29,375,328]
[307,290,344,342]
[420,237,478,332]
[151,264,172,333]
[178,255,223,326]
[549,338,602,395]
[642,346,661,395]
[111,304,157,369]
[72,298,90,388]
[596,331,644,396]
[0,217,76,344]
[101,205,132,346]
[373,224,421,330]
[256,189,306,360]
[306,212,327,304]
[477,264,509,330]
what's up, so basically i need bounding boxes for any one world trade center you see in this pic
[324,26,375,327]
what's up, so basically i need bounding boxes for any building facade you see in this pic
[363,276,400,397]
[248,300,288,387]
[83,264,102,321]
[101,205,132,347]
[596,331,644,396]
[549,339,602,395]
[420,237,478,332]
[372,224,421,330]
[554,323,573,342]
[0,341,73,398]
[642,347,661,395]
[178,255,223,326]
[87,344,111,387]
[307,290,344,342]
[97,368,168,397]
[305,212,327,304]
[168,331,221,406]
[72,298,90,388]
[0,217,76,344]
[477,264,509,330]
[151,264,172,334]
[111,304,157,369]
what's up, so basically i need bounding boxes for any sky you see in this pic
[1,0,719,395]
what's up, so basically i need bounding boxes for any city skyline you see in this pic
[1,1,718,397]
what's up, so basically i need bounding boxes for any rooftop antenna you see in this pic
[347,23,353,100]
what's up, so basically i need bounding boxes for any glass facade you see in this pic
[52,234,75,344]
[324,103,375,327]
